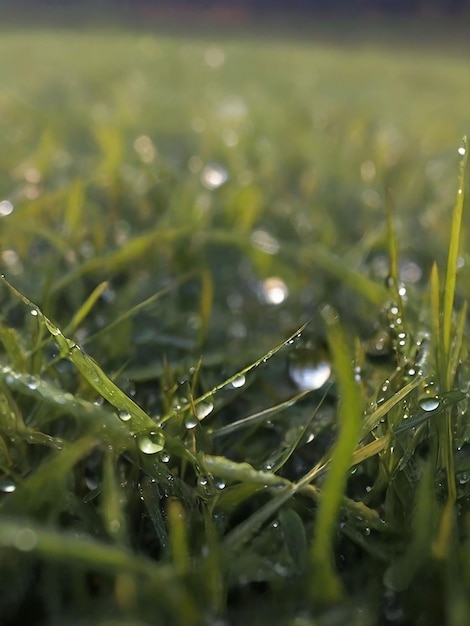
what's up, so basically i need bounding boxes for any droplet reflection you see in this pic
[136,430,165,454]
[0,478,16,493]
[231,374,246,389]
[201,163,228,190]
[195,400,214,421]
[260,277,288,305]
[289,360,331,391]
[419,397,440,412]
[0,200,14,217]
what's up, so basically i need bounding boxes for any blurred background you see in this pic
[0,0,469,376]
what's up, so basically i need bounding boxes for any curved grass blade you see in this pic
[393,390,466,436]
[301,244,389,306]
[158,320,310,426]
[211,388,313,438]
[1,276,161,438]
[81,271,194,346]
[63,280,109,335]
[0,365,132,444]
[0,436,97,516]
[361,374,423,435]
[202,454,291,488]
[271,387,331,473]
[51,227,193,292]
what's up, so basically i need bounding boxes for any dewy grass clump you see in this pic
[0,142,468,625]
[1,22,470,626]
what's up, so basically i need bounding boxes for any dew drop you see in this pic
[30,308,39,317]
[195,400,214,421]
[24,375,39,390]
[117,410,131,422]
[0,478,16,493]
[419,397,440,412]
[48,324,62,337]
[185,414,198,429]
[458,472,470,485]
[136,430,165,454]
[231,374,246,389]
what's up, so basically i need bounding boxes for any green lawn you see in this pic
[0,18,470,625]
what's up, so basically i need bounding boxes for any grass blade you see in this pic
[442,138,467,382]
[64,280,109,335]
[310,306,363,603]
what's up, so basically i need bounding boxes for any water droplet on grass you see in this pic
[0,478,16,493]
[419,397,440,412]
[24,376,39,390]
[47,324,62,337]
[117,410,131,422]
[458,472,470,485]
[197,475,212,496]
[231,374,246,388]
[185,415,198,429]
[136,430,165,454]
[195,400,214,421]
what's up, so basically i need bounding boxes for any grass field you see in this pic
[0,16,470,625]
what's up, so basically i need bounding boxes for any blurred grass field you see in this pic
[1,23,469,358]
[0,17,470,626]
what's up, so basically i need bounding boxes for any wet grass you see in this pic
[0,19,470,625]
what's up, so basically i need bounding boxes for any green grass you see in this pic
[0,18,470,625]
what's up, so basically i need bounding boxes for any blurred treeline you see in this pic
[7,0,470,17]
